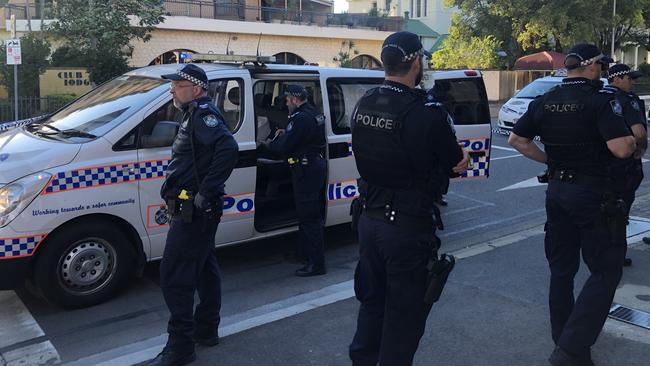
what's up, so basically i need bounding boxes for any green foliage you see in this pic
[0,33,51,98]
[442,0,650,68]
[333,40,360,68]
[430,15,502,69]
[46,0,164,84]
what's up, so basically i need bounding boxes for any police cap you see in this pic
[161,64,209,89]
[564,43,613,71]
[282,84,308,100]
[607,63,643,80]
[381,31,432,66]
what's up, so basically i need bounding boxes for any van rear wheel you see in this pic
[33,221,134,309]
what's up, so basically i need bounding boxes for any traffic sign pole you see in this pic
[14,64,18,122]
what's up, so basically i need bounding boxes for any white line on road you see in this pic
[0,291,60,365]
[491,154,522,161]
[491,145,518,152]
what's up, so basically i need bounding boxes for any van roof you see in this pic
[126,63,385,79]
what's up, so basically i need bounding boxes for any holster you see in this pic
[424,235,455,305]
[350,197,364,232]
[600,196,627,246]
[180,192,195,224]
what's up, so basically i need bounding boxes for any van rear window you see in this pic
[327,78,383,135]
[431,78,490,125]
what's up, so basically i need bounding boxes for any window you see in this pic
[272,52,307,65]
[208,78,244,132]
[115,100,182,151]
[424,0,427,16]
[431,78,490,125]
[327,78,383,135]
[253,80,323,142]
[350,55,382,69]
[416,0,421,17]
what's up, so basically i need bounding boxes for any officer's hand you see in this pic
[194,192,213,213]
[452,148,470,174]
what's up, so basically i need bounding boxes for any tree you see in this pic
[442,0,650,67]
[0,33,51,98]
[46,0,164,85]
[430,15,502,69]
[333,40,360,68]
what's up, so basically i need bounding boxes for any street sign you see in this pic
[6,39,21,65]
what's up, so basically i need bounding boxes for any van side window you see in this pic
[208,78,244,133]
[326,78,382,135]
[431,78,490,125]
[114,100,182,151]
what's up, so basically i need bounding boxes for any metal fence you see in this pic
[0,96,72,123]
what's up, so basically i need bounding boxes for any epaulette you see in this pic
[598,88,616,94]
[198,103,209,109]
[424,101,444,108]
[289,111,300,119]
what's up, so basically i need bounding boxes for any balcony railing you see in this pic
[1,1,403,32]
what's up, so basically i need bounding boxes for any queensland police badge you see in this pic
[203,114,220,127]
[610,99,623,116]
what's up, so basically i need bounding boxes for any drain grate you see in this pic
[608,303,650,330]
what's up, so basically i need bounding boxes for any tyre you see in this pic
[33,220,135,309]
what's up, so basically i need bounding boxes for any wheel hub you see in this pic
[60,241,116,292]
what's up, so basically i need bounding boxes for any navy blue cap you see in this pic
[607,63,643,80]
[282,84,308,99]
[162,64,209,89]
[381,31,432,66]
[564,43,613,70]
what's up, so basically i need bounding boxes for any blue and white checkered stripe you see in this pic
[0,234,46,259]
[44,159,170,195]
[462,155,489,178]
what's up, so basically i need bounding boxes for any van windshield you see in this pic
[30,75,167,139]
[432,78,490,125]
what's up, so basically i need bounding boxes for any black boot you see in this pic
[295,264,326,277]
[148,348,196,366]
[623,258,632,267]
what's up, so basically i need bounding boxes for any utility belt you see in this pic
[287,152,324,167]
[165,189,219,225]
[548,169,612,187]
[350,198,441,232]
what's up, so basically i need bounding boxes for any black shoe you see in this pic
[193,335,219,347]
[548,346,594,366]
[623,258,632,267]
[435,198,448,206]
[295,264,326,277]
[643,237,650,244]
[148,349,196,366]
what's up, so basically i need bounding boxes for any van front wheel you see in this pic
[33,222,134,309]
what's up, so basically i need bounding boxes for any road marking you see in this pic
[63,225,547,366]
[0,291,60,365]
[491,154,522,161]
[491,145,518,152]
[497,177,545,192]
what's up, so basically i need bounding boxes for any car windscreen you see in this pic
[29,75,168,139]
[432,78,490,125]
[515,79,560,99]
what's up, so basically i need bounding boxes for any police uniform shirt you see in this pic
[162,96,239,200]
[513,78,630,157]
[603,85,646,130]
[268,102,324,157]
[355,80,463,181]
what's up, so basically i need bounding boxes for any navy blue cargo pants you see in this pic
[349,214,435,366]
[160,214,222,353]
[545,180,625,359]
[290,156,327,269]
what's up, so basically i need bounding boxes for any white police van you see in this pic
[0,58,492,308]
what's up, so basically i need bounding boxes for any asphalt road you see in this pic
[4,123,650,366]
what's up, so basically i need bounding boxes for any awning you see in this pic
[514,51,565,70]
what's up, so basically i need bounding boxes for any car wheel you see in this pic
[33,220,135,309]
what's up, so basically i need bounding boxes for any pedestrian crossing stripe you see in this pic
[43,159,171,195]
[0,234,47,259]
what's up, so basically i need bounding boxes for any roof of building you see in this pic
[405,19,439,38]
[514,51,566,70]
[429,34,448,53]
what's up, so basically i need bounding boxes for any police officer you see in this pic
[260,85,327,277]
[508,44,635,366]
[605,64,647,267]
[348,31,468,366]
[151,64,239,366]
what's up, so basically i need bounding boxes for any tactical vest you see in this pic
[351,86,436,216]
[536,82,612,176]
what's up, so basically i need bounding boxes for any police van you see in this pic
[0,57,492,308]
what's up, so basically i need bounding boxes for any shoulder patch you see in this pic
[631,99,640,111]
[287,121,294,132]
[202,114,220,127]
[610,99,623,116]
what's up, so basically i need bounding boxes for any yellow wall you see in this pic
[39,68,91,96]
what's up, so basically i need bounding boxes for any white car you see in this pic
[497,75,608,130]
